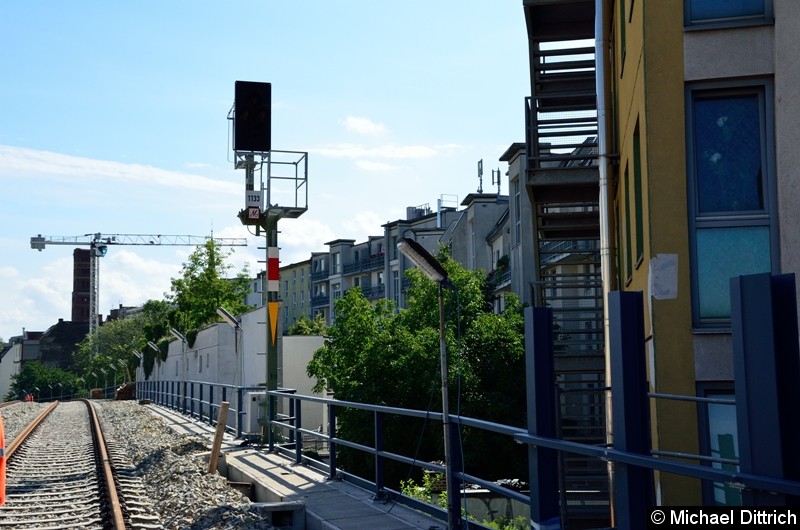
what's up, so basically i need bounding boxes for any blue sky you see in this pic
[0,1,529,340]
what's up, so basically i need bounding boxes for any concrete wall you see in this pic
[140,305,326,435]
[0,343,21,400]
[775,0,800,323]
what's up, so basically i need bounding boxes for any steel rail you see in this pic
[5,400,127,529]
[5,400,59,459]
[83,399,126,530]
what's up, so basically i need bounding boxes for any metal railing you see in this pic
[136,379,262,439]
[134,377,800,530]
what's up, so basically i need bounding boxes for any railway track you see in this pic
[0,400,163,529]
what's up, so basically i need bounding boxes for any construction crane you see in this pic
[30,233,248,336]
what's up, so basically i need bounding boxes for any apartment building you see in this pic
[279,259,312,332]
[520,0,800,513]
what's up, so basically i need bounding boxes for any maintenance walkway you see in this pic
[145,403,445,530]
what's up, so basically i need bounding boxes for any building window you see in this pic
[332,283,342,300]
[623,164,633,282]
[633,121,644,265]
[685,0,770,26]
[393,270,400,307]
[332,252,341,274]
[513,179,521,246]
[300,291,304,307]
[284,281,288,298]
[697,385,740,506]
[199,355,202,373]
[300,269,305,283]
[687,82,776,326]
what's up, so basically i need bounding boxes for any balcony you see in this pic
[343,262,361,275]
[362,285,385,300]
[361,255,384,272]
[311,294,329,307]
[311,270,329,282]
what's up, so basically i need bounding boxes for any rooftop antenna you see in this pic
[492,167,502,194]
[477,159,484,193]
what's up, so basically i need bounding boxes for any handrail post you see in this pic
[329,403,337,480]
[189,382,195,418]
[731,273,800,505]
[289,397,296,444]
[524,306,560,529]
[375,411,385,494]
[295,398,303,464]
[609,290,653,529]
[209,385,215,426]
[236,387,243,439]
[268,394,276,451]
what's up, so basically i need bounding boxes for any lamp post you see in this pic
[396,237,461,530]
[99,368,108,397]
[217,307,243,432]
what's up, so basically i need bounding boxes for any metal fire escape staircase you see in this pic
[523,0,608,524]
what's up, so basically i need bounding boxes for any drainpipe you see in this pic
[595,0,616,524]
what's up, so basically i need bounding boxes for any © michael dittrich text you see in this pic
[671,509,797,525]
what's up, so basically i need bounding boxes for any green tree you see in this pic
[307,249,527,484]
[286,314,328,336]
[74,315,146,385]
[166,240,251,338]
[6,361,82,401]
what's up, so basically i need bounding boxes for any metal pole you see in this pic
[265,213,279,447]
[439,284,460,530]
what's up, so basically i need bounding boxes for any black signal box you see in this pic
[234,81,271,152]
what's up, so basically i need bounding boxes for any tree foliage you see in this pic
[6,361,82,401]
[306,249,527,483]
[166,240,251,338]
[74,315,146,385]
[286,314,328,336]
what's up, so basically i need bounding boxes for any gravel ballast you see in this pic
[2,401,276,530]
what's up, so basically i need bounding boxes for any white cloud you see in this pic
[342,116,388,135]
[103,250,182,306]
[342,211,385,239]
[0,145,238,196]
[355,160,395,172]
[0,258,73,339]
[277,218,336,264]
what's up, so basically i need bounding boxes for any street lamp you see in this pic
[396,237,460,530]
[216,307,241,330]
